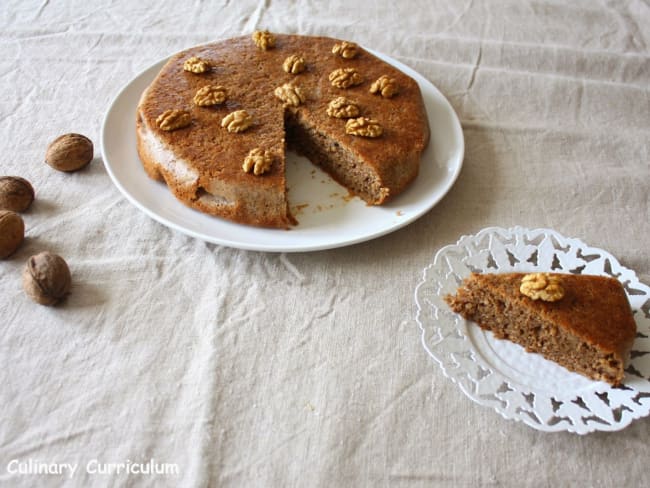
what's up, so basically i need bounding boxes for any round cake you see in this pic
[136,32,430,228]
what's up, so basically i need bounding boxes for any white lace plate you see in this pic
[415,226,650,434]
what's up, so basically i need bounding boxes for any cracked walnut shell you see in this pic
[22,251,71,306]
[221,110,253,133]
[370,75,399,98]
[0,176,34,212]
[252,30,276,50]
[243,148,273,176]
[332,41,358,59]
[282,54,306,74]
[520,273,565,302]
[193,85,227,106]
[0,210,24,259]
[345,117,383,138]
[274,83,306,107]
[45,133,94,172]
[157,109,191,131]
[326,97,360,119]
[329,68,364,89]
[183,56,211,73]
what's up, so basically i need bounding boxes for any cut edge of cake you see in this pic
[284,110,422,206]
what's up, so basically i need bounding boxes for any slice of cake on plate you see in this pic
[444,272,637,386]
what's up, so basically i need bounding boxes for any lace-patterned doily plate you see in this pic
[415,226,650,434]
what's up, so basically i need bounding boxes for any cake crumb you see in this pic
[292,203,309,216]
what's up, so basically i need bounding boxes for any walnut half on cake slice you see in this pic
[444,272,637,386]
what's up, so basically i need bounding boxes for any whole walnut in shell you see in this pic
[23,251,72,306]
[0,176,35,212]
[45,133,94,172]
[0,210,25,259]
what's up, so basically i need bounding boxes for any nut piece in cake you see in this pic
[326,97,360,119]
[193,85,227,106]
[329,68,364,89]
[370,75,399,98]
[274,83,306,107]
[243,148,273,176]
[221,110,254,133]
[332,41,359,59]
[282,54,306,74]
[252,30,276,50]
[156,109,192,131]
[520,273,565,302]
[183,56,211,73]
[345,117,383,138]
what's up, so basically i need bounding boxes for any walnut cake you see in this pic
[136,33,430,228]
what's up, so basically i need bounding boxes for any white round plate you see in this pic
[101,48,464,252]
[415,226,650,434]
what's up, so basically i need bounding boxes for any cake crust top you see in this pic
[137,34,430,191]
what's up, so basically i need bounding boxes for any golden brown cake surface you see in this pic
[136,34,430,228]
[445,272,637,386]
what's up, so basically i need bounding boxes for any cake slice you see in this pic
[444,272,637,386]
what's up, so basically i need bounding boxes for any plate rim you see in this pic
[101,44,464,252]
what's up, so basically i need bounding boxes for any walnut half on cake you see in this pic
[444,272,637,386]
[136,33,430,228]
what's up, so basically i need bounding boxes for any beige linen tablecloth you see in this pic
[1,1,649,486]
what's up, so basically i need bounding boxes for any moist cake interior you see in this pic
[284,112,388,204]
